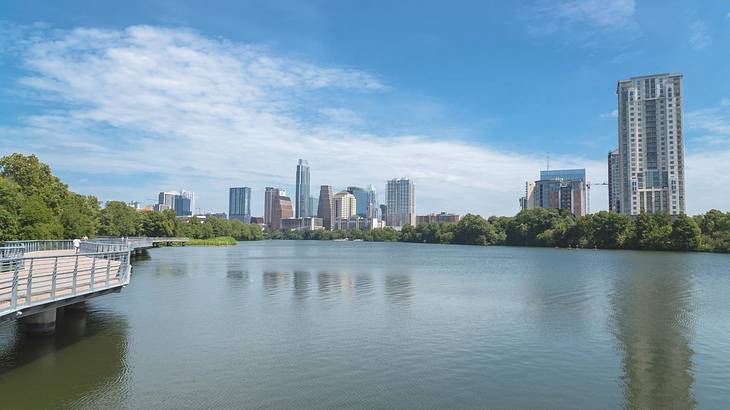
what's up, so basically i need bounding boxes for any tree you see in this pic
[633,213,673,250]
[453,214,497,245]
[99,201,140,236]
[669,214,702,251]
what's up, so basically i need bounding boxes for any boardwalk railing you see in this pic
[4,240,74,253]
[0,250,131,316]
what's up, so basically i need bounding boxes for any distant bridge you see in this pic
[0,236,188,334]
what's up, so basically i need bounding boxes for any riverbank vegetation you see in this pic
[3,154,729,253]
[186,236,238,246]
[268,207,730,253]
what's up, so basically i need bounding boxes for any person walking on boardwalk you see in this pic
[73,238,81,253]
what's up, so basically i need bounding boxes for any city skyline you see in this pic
[2,2,730,216]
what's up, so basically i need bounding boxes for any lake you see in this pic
[1,241,729,409]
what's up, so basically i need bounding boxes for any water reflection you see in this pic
[0,305,129,408]
[385,274,414,307]
[317,271,341,298]
[263,271,290,295]
[611,260,696,409]
[293,271,311,300]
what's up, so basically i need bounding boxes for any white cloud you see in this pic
[689,20,711,50]
[720,98,730,106]
[2,25,609,216]
[600,109,618,119]
[527,0,637,42]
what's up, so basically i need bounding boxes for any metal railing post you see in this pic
[25,259,34,305]
[104,258,111,289]
[51,257,58,299]
[10,260,20,309]
[72,255,80,295]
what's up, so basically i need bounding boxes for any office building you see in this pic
[309,197,318,218]
[416,212,461,226]
[281,217,324,231]
[181,190,196,215]
[520,169,586,216]
[158,190,193,216]
[317,185,334,230]
[608,149,621,212]
[264,187,277,226]
[250,216,264,225]
[347,186,369,217]
[229,187,252,222]
[617,73,685,215]
[380,204,387,221]
[295,159,310,218]
[334,191,357,220]
[272,194,293,230]
[333,216,385,231]
[386,178,416,227]
[158,191,176,210]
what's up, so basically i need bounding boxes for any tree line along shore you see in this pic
[1,154,729,253]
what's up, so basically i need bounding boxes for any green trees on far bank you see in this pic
[267,208,730,253]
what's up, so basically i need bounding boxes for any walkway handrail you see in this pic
[0,243,25,259]
[0,249,131,316]
[3,240,74,254]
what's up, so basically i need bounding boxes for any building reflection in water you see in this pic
[611,263,696,409]
[385,274,414,307]
[262,271,290,295]
[0,305,130,408]
[354,274,375,300]
[317,271,341,298]
[293,271,311,300]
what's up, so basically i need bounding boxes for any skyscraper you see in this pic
[334,191,357,220]
[181,190,196,215]
[365,184,378,218]
[317,185,334,230]
[608,149,621,212]
[229,187,252,222]
[158,191,176,211]
[386,178,415,227]
[272,192,293,229]
[347,186,368,217]
[295,159,310,218]
[617,73,685,215]
[265,187,286,227]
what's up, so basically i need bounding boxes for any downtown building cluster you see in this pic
[521,73,686,217]
[228,160,460,231]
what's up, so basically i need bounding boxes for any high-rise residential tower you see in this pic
[333,191,357,220]
[386,178,415,227]
[317,185,334,230]
[608,149,621,212]
[229,187,252,222]
[617,73,685,215]
[295,159,310,218]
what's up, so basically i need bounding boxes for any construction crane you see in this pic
[586,181,608,214]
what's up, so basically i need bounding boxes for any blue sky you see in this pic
[1,0,729,216]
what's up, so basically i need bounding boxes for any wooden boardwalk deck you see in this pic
[0,250,126,314]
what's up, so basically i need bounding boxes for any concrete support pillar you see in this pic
[64,301,87,311]
[20,309,57,335]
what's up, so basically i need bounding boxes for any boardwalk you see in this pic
[0,237,186,325]
[0,249,126,313]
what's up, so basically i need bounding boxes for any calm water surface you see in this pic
[1,241,729,409]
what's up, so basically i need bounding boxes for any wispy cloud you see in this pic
[1,25,607,216]
[526,0,637,44]
[600,109,618,119]
[689,20,711,50]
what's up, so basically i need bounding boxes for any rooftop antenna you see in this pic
[546,152,550,171]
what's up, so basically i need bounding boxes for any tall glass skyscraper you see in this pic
[295,159,310,218]
[317,185,334,229]
[347,186,368,217]
[365,184,378,218]
[229,187,251,222]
